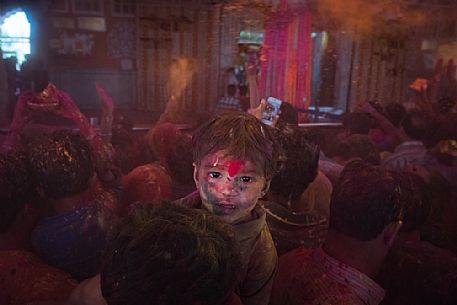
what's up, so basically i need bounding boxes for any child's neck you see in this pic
[232,209,258,225]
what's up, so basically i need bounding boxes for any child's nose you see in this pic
[220,178,238,195]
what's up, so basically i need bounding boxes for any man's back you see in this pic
[270,247,385,305]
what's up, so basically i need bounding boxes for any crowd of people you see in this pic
[1,58,457,305]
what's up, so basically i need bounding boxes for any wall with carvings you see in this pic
[36,0,136,109]
[36,0,232,114]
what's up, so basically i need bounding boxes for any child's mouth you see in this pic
[216,202,236,210]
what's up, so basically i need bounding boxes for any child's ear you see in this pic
[193,163,200,187]
[261,180,271,197]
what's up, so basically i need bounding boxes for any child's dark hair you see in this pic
[192,112,280,180]
[100,202,241,305]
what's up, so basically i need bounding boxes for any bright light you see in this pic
[0,11,31,70]
[1,11,30,37]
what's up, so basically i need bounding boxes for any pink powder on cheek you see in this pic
[227,160,243,177]
[203,175,219,192]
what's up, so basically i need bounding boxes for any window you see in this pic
[73,0,103,15]
[0,10,31,70]
[112,0,135,17]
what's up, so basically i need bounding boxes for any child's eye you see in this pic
[240,176,253,183]
[208,172,222,178]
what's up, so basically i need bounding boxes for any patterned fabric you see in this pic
[378,239,457,305]
[260,200,327,256]
[270,247,385,305]
[31,203,107,281]
[381,141,427,171]
[175,191,277,305]
[216,96,242,112]
[0,250,77,305]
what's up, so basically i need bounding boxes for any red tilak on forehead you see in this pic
[227,160,243,177]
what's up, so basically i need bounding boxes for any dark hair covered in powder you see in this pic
[192,112,281,180]
[330,160,403,241]
[101,202,241,305]
[28,130,94,200]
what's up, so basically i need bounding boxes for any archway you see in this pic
[0,10,31,70]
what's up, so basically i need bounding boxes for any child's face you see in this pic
[194,150,269,224]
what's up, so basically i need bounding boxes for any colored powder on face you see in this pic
[227,160,243,177]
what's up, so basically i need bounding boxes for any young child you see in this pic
[175,112,280,305]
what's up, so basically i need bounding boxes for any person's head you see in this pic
[401,110,428,141]
[422,117,457,150]
[28,130,94,200]
[276,101,298,127]
[192,112,280,223]
[384,102,406,127]
[113,114,134,132]
[0,151,37,233]
[404,166,454,226]
[342,112,373,135]
[438,96,456,114]
[329,160,403,243]
[269,124,319,204]
[121,164,172,212]
[100,202,241,305]
[396,171,430,233]
[146,123,180,166]
[330,134,380,165]
[227,84,237,96]
[111,114,135,148]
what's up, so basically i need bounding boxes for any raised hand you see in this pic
[247,98,265,119]
[95,83,114,138]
